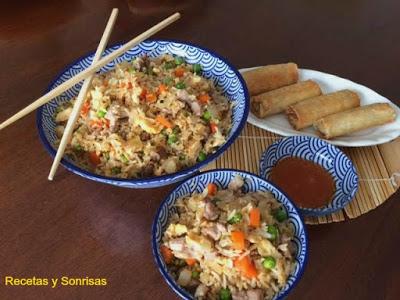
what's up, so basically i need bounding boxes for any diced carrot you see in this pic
[197,94,211,105]
[127,82,133,89]
[140,88,147,100]
[249,208,261,228]
[210,122,218,134]
[231,230,245,250]
[103,80,108,87]
[207,183,217,196]
[89,119,103,128]
[160,245,174,264]
[104,118,110,128]
[158,84,168,94]
[174,67,185,77]
[234,255,258,278]
[146,93,157,103]
[81,101,90,117]
[185,258,196,266]
[89,151,101,166]
[120,82,126,88]
[155,115,173,128]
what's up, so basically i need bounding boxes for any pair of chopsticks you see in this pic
[0,9,181,180]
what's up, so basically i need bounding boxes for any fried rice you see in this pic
[161,176,296,300]
[54,54,232,178]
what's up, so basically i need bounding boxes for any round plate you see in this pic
[244,67,400,147]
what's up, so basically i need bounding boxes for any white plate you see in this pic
[242,67,400,147]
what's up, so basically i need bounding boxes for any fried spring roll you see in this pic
[251,80,322,118]
[286,90,360,130]
[242,63,298,96]
[314,103,397,139]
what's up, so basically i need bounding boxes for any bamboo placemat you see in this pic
[203,123,400,225]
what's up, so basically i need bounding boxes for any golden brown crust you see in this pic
[242,63,299,96]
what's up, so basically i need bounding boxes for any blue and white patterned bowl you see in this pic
[36,40,249,188]
[259,136,358,216]
[152,169,308,300]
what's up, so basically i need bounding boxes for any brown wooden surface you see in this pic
[0,1,399,299]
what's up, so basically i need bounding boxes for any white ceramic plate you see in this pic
[242,67,400,147]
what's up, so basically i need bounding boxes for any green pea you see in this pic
[164,61,175,70]
[175,82,186,89]
[228,212,242,224]
[262,256,276,269]
[197,151,207,162]
[219,288,232,300]
[120,154,129,164]
[73,144,83,152]
[167,133,178,145]
[202,110,212,122]
[97,109,107,118]
[191,270,200,279]
[111,167,121,175]
[266,225,278,240]
[273,208,288,222]
[174,56,185,65]
[163,77,174,86]
[193,63,202,74]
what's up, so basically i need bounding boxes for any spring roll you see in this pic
[286,90,360,130]
[242,63,298,96]
[251,80,322,118]
[314,103,397,139]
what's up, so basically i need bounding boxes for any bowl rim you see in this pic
[259,135,359,216]
[151,168,309,300]
[36,39,250,185]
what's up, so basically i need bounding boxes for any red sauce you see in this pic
[270,157,335,208]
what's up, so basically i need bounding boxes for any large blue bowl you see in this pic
[152,169,308,300]
[37,40,249,188]
[259,136,359,216]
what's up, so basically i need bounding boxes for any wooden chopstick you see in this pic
[48,8,119,181]
[0,12,181,131]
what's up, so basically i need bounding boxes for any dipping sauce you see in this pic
[270,157,335,208]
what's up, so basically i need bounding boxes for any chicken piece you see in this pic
[232,290,247,300]
[203,201,220,221]
[105,103,129,133]
[201,223,226,241]
[247,289,263,300]
[228,175,244,191]
[169,238,186,252]
[55,107,72,123]
[176,89,202,116]
[195,284,209,298]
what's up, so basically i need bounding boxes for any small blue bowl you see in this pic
[37,40,249,188]
[259,136,358,216]
[152,169,308,300]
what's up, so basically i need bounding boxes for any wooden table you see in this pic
[1,1,399,299]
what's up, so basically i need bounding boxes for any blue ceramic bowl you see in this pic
[37,40,249,188]
[152,169,308,300]
[259,136,358,216]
